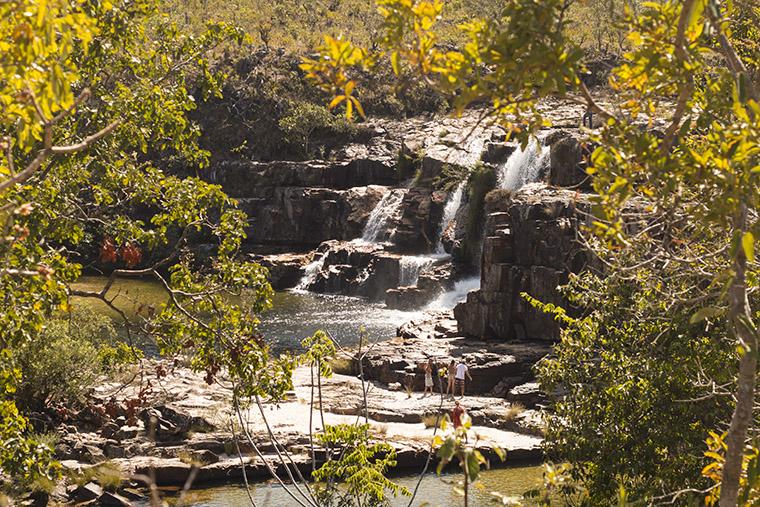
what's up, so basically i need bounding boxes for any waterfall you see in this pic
[426,276,481,310]
[435,181,466,254]
[399,255,436,287]
[497,138,550,191]
[361,189,405,243]
[295,252,327,290]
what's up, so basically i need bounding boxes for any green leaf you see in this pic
[689,306,724,324]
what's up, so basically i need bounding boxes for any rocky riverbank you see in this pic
[45,304,553,505]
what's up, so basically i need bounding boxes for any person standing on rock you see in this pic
[423,358,435,396]
[446,360,457,398]
[455,359,472,398]
[451,400,465,429]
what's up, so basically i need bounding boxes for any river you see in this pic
[142,466,544,507]
[72,276,425,351]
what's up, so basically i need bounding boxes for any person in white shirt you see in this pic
[454,360,472,398]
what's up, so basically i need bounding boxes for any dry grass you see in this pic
[502,403,526,422]
[422,414,438,428]
[371,423,388,436]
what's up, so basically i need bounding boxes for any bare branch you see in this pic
[50,119,121,154]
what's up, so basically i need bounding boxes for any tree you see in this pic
[0,0,296,493]
[303,0,760,502]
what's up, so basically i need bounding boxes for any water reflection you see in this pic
[71,277,424,351]
[149,466,543,507]
[261,290,424,350]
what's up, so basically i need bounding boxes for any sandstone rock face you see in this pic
[393,188,447,252]
[304,240,403,300]
[251,252,309,289]
[357,313,551,394]
[209,157,399,192]
[546,131,591,189]
[454,184,594,341]
[236,185,387,250]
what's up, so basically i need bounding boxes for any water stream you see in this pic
[361,189,405,243]
[295,251,327,290]
[398,255,436,286]
[497,138,550,191]
[435,181,466,254]
[71,276,423,351]
[426,276,481,311]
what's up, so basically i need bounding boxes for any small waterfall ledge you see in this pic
[497,138,550,191]
[360,189,405,243]
[435,181,466,254]
[295,251,327,290]
[399,255,437,287]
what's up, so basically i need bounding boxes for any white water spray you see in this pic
[435,181,466,254]
[399,255,436,287]
[295,252,327,290]
[426,276,481,311]
[361,189,405,243]
[497,138,550,191]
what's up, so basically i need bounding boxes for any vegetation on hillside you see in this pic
[0,0,288,494]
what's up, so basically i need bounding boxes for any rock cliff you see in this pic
[454,184,595,341]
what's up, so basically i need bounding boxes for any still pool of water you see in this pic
[71,277,424,351]
[148,466,544,507]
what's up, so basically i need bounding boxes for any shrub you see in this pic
[278,100,357,158]
[15,312,139,411]
[397,148,424,181]
[434,163,470,192]
[502,403,525,422]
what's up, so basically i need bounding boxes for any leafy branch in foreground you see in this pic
[313,423,411,507]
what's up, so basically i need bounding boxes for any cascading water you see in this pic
[497,137,550,191]
[295,252,327,290]
[426,276,481,310]
[399,255,436,287]
[360,189,405,243]
[435,181,466,254]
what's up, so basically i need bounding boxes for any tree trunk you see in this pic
[719,236,757,507]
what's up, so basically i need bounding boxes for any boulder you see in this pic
[98,491,132,507]
[251,252,309,289]
[481,142,515,164]
[385,287,430,310]
[139,405,215,441]
[547,133,589,189]
[72,483,103,503]
[304,241,403,300]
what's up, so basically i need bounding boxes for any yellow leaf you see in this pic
[37,0,47,27]
[351,96,365,119]
[391,51,400,76]
[742,231,755,262]
[328,95,345,110]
